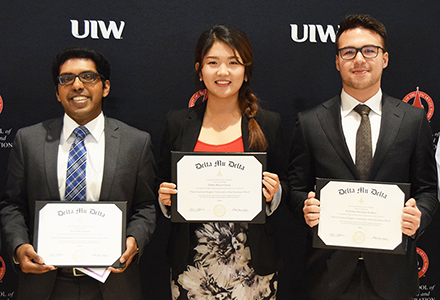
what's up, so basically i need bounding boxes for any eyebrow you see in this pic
[205,56,238,60]
[59,70,97,75]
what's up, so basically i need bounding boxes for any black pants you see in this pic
[48,274,104,300]
[337,260,386,300]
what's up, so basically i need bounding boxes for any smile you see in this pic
[71,96,89,101]
[215,80,231,85]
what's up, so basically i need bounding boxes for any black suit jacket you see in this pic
[0,116,157,300]
[157,101,289,276]
[288,94,438,300]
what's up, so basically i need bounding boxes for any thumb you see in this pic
[120,256,126,264]
[27,248,45,264]
[308,191,316,199]
[405,198,416,207]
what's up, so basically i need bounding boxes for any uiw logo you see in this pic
[290,24,338,43]
[71,20,125,39]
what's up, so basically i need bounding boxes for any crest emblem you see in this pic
[417,247,429,278]
[402,87,434,120]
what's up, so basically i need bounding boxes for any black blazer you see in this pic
[0,117,157,300]
[157,101,289,276]
[288,94,438,299]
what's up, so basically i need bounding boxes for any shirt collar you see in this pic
[340,88,382,118]
[62,112,105,143]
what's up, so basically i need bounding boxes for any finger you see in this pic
[263,187,273,202]
[20,260,56,274]
[305,215,320,227]
[402,208,420,219]
[402,213,420,227]
[304,204,321,214]
[26,251,45,265]
[17,244,45,265]
[161,199,171,206]
[108,266,126,273]
[160,182,176,189]
[159,187,178,195]
[401,225,417,236]
[262,177,276,190]
[304,198,320,207]
[262,179,278,195]
[263,172,280,184]
[262,171,278,179]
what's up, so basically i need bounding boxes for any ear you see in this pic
[103,80,111,97]
[195,62,202,80]
[335,55,341,72]
[382,51,389,69]
[56,88,61,103]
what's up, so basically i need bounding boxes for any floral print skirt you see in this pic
[171,222,277,300]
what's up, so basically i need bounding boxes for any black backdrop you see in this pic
[1,1,439,299]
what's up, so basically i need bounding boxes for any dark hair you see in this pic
[335,14,387,53]
[195,24,267,151]
[52,47,111,90]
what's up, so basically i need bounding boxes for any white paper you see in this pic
[77,267,111,283]
[318,181,404,250]
[176,155,263,221]
[37,203,123,266]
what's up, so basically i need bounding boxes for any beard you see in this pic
[342,70,382,92]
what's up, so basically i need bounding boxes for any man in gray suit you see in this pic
[288,15,438,299]
[0,47,156,300]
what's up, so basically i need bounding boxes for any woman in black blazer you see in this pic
[157,24,288,300]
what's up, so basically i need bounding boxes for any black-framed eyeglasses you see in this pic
[57,71,104,85]
[338,45,385,60]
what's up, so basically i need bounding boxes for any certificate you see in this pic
[34,201,126,267]
[171,151,266,223]
[313,179,410,254]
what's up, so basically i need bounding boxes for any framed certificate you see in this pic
[171,151,267,223]
[313,178,410,254]
[34,201,127,267]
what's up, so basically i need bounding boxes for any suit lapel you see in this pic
[100,117,120,200]
[45,118,63,199]
[317,96,359,179]
[241,115,250,151]
[369,95,404,179]
[181,103,205,151]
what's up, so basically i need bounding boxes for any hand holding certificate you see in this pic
[171,152,266,223]
[314,179,410,254]
[34,201,127,267]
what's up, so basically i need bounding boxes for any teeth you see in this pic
[216,81,230,84]
[72,96,88,101]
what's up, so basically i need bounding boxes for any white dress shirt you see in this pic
[340,89,383,163]
[57,112,105,201]
[435,138,440,199]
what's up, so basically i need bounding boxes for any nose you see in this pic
[217,63,229,75]
[72,76,84,90]
[353,50,367,63]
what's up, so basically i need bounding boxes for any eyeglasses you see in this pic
[338,45,385,60]
[57,71,104,85]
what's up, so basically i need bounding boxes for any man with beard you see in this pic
[288,14,438,300]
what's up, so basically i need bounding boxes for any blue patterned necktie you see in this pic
[65,126,90,201]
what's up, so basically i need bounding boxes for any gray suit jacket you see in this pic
[288,94,438,300]
[0,116,156,300]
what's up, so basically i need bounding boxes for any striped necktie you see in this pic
[65,126,89,201]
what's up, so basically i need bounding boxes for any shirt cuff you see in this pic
[158,197,171,219]
[266,184,282,216]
